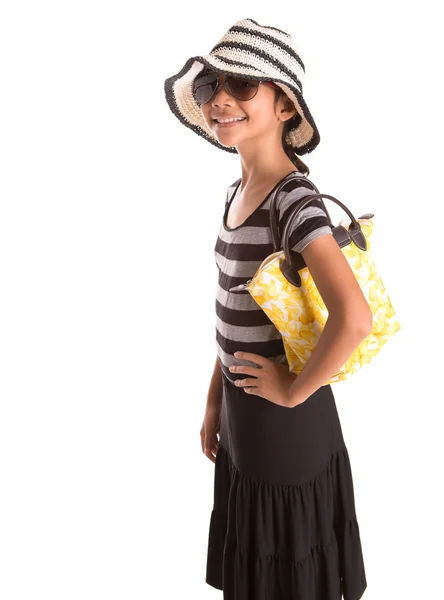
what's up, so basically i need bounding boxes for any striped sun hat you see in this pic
[164,18,320,156]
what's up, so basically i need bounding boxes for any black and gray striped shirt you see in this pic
[214,172,333,385]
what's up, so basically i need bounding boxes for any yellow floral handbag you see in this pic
[229,174,401,384]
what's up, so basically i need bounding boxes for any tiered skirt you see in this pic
[205,374,367,600]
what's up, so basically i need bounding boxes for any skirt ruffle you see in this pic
[206,441,367,600]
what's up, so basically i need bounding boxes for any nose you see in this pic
[211,74,233,105]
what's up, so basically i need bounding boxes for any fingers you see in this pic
[234,351,266,367]
[204,448,217,463]
[202,436,219,464]
[203,447,216,464]
[200,421,220,464]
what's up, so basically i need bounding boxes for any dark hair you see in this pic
[273,88,310,176]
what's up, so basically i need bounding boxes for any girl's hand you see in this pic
[200,406,221,464]
[229,351,303,408]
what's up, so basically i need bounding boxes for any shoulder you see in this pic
[276,174,333,253]
[276,175,323,220]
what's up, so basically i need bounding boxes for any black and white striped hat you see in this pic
[164,18,320,156]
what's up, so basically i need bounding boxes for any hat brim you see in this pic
[164,54,320,155]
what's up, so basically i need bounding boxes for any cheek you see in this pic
[245,114,269,131]
[200,106,210,124]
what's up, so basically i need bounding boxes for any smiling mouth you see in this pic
[212,119,247,128]
[212,117,247,123]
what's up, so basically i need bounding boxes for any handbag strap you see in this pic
[283,192,367,252]
[280,192,371,287]
[268,172,335,252]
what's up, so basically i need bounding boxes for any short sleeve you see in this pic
[277,178,332,253]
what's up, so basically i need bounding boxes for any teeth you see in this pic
[215,117,245,123]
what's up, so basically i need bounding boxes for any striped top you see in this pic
[214,171,333,385]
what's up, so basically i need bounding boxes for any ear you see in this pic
[279,95,297,122]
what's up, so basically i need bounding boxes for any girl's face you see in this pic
[199,72,295,149]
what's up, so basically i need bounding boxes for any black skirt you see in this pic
[205,373,367,600]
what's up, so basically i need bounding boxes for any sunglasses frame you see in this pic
[193,70,281,105]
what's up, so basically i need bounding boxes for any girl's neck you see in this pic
[236,143,299,192]
[238,163,299,194]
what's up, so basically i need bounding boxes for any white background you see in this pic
[1,2,443,599]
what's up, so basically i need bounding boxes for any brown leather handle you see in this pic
[228,174,374,293]
[280,192,369,288]
[268,172,334,252]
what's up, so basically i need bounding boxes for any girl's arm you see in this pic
[288,233,373,406]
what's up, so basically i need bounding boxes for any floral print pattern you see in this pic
[246,219,401,384]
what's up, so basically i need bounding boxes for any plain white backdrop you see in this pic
[1,2,443,599]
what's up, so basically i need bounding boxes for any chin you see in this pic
[216,136,243,149]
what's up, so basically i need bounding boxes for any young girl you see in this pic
[164,18,370,600]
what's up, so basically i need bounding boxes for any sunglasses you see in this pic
[193,69,280,105]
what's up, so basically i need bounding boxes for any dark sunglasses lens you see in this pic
[193,71,260,103]
[193,71,218,104]
[227,77,259,100]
